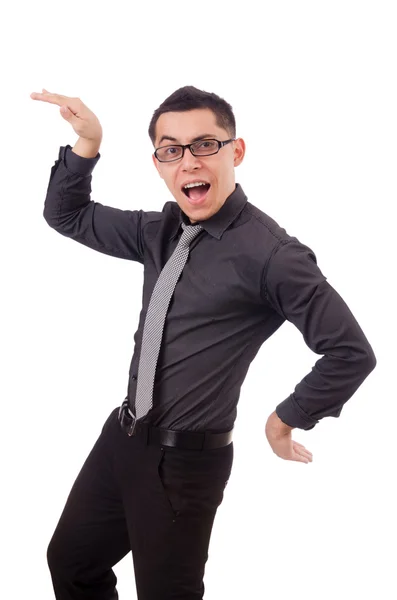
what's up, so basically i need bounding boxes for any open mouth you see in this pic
[182,181,211,203]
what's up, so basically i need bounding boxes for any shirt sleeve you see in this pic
[262,238,377,430]
[43,145,159,263]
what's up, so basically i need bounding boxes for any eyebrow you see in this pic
[157,133,217,146]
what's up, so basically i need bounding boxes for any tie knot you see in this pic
[180,221,204,247]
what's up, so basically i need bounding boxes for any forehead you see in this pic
[155,108,226,144]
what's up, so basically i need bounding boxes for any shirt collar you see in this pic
[168,183,247,241]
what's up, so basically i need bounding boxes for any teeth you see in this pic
[184,182,207,189]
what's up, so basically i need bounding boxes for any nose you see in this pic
[180,149,202,171]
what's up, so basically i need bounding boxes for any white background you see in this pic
[1,1,395,598]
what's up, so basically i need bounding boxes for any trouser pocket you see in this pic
[156,443,234,521]
[157,447,183,520]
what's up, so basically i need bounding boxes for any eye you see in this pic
[197,140,216,149]
[166,146,179,154]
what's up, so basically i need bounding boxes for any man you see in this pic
[31,85,376,600]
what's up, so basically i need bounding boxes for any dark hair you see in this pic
[148,85,236,146]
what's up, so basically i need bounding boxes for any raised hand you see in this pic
[30,88,103,142]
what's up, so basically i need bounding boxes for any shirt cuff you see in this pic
[275,395,319,430]
[59,144,101,177]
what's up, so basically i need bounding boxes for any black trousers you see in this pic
[47,407,234,600]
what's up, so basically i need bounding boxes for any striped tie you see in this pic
[133,221,204,421]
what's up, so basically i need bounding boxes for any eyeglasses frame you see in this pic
[154,138,236,163]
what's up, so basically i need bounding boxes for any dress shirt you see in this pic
[42,145,377,432]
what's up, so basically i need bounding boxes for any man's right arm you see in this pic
[72,136,101,159]
[43,143,158,264]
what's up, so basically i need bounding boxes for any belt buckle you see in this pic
[119,399,138,437]
[127,412,138,437]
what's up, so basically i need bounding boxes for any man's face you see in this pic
[152,108,245,223]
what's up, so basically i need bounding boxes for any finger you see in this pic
[293,441,312,455]
[293,453,311,463]
[30,91,65,105]
[293,441,312,454]
[295,445,313,458]
[30,90,74,106]
[294,448,313,462]
[279,450,310,463]
[293,441,306,448]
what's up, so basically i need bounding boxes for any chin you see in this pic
[177,190,216,222]
[189,208,214,223]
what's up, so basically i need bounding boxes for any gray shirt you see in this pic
[43,145,376,432]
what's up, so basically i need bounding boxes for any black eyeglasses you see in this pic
[154,138,235,163]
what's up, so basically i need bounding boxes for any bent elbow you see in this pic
[361,344,377,375]
[43,205,59,229]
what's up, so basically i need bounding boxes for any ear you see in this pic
[233,138,246,167]
[152,153,163,178]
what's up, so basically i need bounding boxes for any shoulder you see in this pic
[240,201,322,281]
[244,201,292,246]
[137,201,174,232]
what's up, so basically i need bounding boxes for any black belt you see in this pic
[118,400,233,450]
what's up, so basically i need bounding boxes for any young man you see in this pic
[31,85,376,600]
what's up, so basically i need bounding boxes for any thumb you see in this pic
[60,105,73,120]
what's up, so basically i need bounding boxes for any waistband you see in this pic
[118,400,233,450]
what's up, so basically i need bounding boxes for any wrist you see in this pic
[72,136,102,159]
[266,410,293,437]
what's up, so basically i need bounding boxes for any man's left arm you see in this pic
[262,238,377,433]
